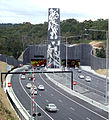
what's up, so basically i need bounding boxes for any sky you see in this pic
[0,0,109,24]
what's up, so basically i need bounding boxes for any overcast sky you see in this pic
[0,0,109,24]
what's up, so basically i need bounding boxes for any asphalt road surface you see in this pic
[11,68,108,120]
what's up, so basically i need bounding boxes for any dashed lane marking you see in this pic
[70,107,75,111]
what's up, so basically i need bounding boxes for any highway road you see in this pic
[52,68,106,96]
[11,67,108,120]
[73,68,106,95]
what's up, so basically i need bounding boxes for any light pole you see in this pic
[66,37,67,70]
[58,36,67,69]
[59,36,78,70]
[85,27,109,104]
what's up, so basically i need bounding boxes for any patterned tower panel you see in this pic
[47,8,61,68]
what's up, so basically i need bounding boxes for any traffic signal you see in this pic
[37,112,41,116]
[32,112,41,117]
[32,113,36,117]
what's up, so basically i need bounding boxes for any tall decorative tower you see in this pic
[47,8,61,68]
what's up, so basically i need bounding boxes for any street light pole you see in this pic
[66,37,67,70]
[105,30,108,104]
[59,35,80,70]
[105,19,109,104]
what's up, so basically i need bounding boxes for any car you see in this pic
[26,83,32,89]
[75,67,79,70]
[30,87,37,95]
[69,68,72,71]
[28,75,33,80]
[78,69,81,73]
[45,104,58,112]
[78,75,85,79]
[41,64,44,67]
[85,76,91,82]
[31,90,37,95]
[25,67,28,71]
[30,86,37,91]
[37,67,40,70]
[38,85,44,90]
[21,75,25,79]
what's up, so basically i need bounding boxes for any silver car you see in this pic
[85,76,91,82]
[78,75,85,79]
[78,69,82,73]
[26,83,32,89]
[21,75,25,80]
[45,104,58,112]
[30,89,37,95]
[38,85,44,90]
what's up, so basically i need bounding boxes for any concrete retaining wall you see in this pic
[23,44,108,70]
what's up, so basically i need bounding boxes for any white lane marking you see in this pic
[39,94,41,96]
[66,73,104,95]
[45,99,49,103]
[27,110,30,112]
[68,117,73,120]
[58,99,63,103]
[51,94,54,96]
[70,107,75,111]
[39,74,107,120]
[86,117,91,120]
[82,70,105,81]
[19,75,54,120]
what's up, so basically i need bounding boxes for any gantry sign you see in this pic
[47,8,61,68]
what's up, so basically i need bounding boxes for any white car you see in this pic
[30,89,37,95]
[30,86,37,91]
[21,75,25,79]
[78,69,82,73]
[26,83,32,89]
[75,67,79,70]
[78,75,85,79]
[38,85,45,90]
[31,90,37,95]
[85,76,91,82]
[41,64,44,67]
[45,104,58,112]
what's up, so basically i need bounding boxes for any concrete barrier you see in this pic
[5,65,31,120]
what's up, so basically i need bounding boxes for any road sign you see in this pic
[8,82,12,87]
[73,81,77,85]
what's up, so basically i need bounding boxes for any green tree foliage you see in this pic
[0,18,108,58]
[96,46,106,58]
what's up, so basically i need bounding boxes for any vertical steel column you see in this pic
[71,71,73,90]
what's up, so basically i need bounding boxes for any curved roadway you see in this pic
[11,68,108,120]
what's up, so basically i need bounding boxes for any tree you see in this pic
[96,46,106,58]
